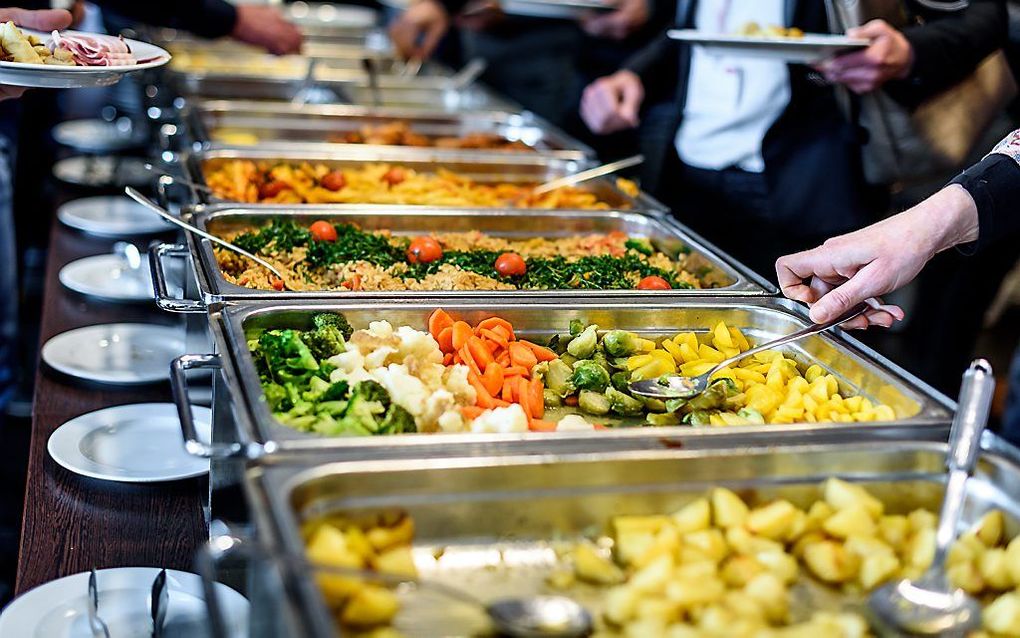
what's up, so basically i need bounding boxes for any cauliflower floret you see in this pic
[364,346,398,370]
[443,365,476,405]
[437,410,466,433]
[372,364,430,418]
[420,389,459,429]
[328,349,365,375]
[367,320,394,339]
[469,404,529,434]
[556,415,596,431]
[395,326,443,365]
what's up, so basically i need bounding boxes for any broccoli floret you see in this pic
[351,380,391,407]
[379,404,416,434]
[625,238,654,256]
[263,383,293,411]
[335,392,388,435]
[321,379,350,402]
[258,329,319,385]
[313,313,354,340]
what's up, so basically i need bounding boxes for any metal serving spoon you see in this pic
[123,187,288,286]
[293,58,341,106]
[140,163,216,195]
[629,302,870,400]
[533,155,644,195]
[868,359,994,637]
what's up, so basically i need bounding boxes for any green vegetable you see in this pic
[313,312,354,340]
[606,387,644,416]
[642,397,668,413]
[578,390,611,416]
[379,404,417,434]
[540,359,576,398]
[592,348,611,374]
[325,380,391,436]
[571,360,611,393]
[567,324,599,359]
[233,219,311,254]
[543,390,563,408]
[625,238,654,256]
[665,398,688,413]
[263,383,292,412]
[646,412,681,426]
[568,319,586,336]
[257,329,320,386]
[738,408,765,425]
[610,371,631,393]
[687,379,737,411]
[683,411,712,426]
[602,330,646,358]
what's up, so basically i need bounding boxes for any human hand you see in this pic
[389,0,449,60]
[231,5,303,56]
[818,19,914,94]
[580,70,644,134]
[579,0,649,40]
[775,185,980,329]
[0,7,72,102]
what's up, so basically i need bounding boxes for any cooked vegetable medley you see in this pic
[303,482,1020,636]
[250,311,897,436]
[220,220,708,292]
[205,159,630,208]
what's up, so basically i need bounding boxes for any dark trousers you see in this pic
[658,152,833,283]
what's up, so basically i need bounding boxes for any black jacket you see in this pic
[624,0,1007,236]
[952,152,1020,252]
[20,0,239,39]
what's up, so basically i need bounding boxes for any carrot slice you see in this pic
[479,328,509,349]
[460,405,486,420]
[492,399,511,408]
[468,371,495,408]
[517,377,532,419]
[529,419,558,432]
[443,353,454,366]
[564,395,579,407]
[529,376,545,419]
[504,366,529,377]
[478,317,515,340]
[428,309,454,340]
[436,326,454,354]
[496,351,511,367]
[508,342,538,370]
[520,340,558,362]
[501,379,514,402]
[459,345,481,377]
[451,321,473,351]
[485,340,501,354]
[481,362,504,397]
[466,336,495,370]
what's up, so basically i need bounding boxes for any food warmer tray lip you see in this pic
[176,143,668,213]
[235,434,1020,638]
[180,99,597,162]
[160,205,773,310]
[194,296,954,461]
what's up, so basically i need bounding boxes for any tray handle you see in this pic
[171,354,259,460]
[149,243,206,313]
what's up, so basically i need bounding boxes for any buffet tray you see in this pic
[151,206,766,311]
[178,144,661,212]
[183,100,595,162]
[172,298,953,461]
[239,436,1020,637]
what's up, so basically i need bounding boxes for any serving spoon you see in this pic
[629,301,870,400]
[140,163,216,195]
[123,187,289,286]
[533,155,643,195]
[868,359,994,637]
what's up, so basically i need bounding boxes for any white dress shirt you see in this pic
[675,0,792,173]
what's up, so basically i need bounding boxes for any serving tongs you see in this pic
[124,187,290,288]
[533,154,643,195]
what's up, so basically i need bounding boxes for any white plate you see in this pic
[0,567,248,638]
[667,29,869,63]
[0,28,170,88]
[52,118,146,153]
[57,196,171,237]
[48,403,211,483]
[59,254,158,302]
[42,323,185,385]
[53,157,155,189]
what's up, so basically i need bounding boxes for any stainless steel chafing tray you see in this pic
[150,206,767,312]
[171,298,953,462]
[182,100,595,162]
[233,437,1020,637]
[178,145,660,212]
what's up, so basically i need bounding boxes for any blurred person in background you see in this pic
[775,129,1020,441]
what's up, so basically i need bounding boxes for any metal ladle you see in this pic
[629,302,870,400]
[123,187,288,286]
[868,359,994,637]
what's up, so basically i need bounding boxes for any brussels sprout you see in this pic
[738,408,765,424]
[642,397,667,413]
[688,379,737,411]
[606,387,645,416]
[559,353,578,368]
[602,330,647,358]
[646,412,681,426]
[683,411,712,426]
[610,371,631,393]
[571,360,611,392]
[542,359,576,398]
[567,324,599,359]
[547,333,573,354]
[592,348,611,373]
[665,398,688,413]
[578,390,611,416]
[569,319,586,336]
[543,389,563,408]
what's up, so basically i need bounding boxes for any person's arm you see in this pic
[950,131,1020,254]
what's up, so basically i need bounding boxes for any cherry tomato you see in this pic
[258,180,289,199]
[271,277,285,291]
[309,220,338,242]
[407,237,443,264]
[320,170,346,192]
[381,167,406,186]
[494,252,527,277]
[636,275,671,290]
